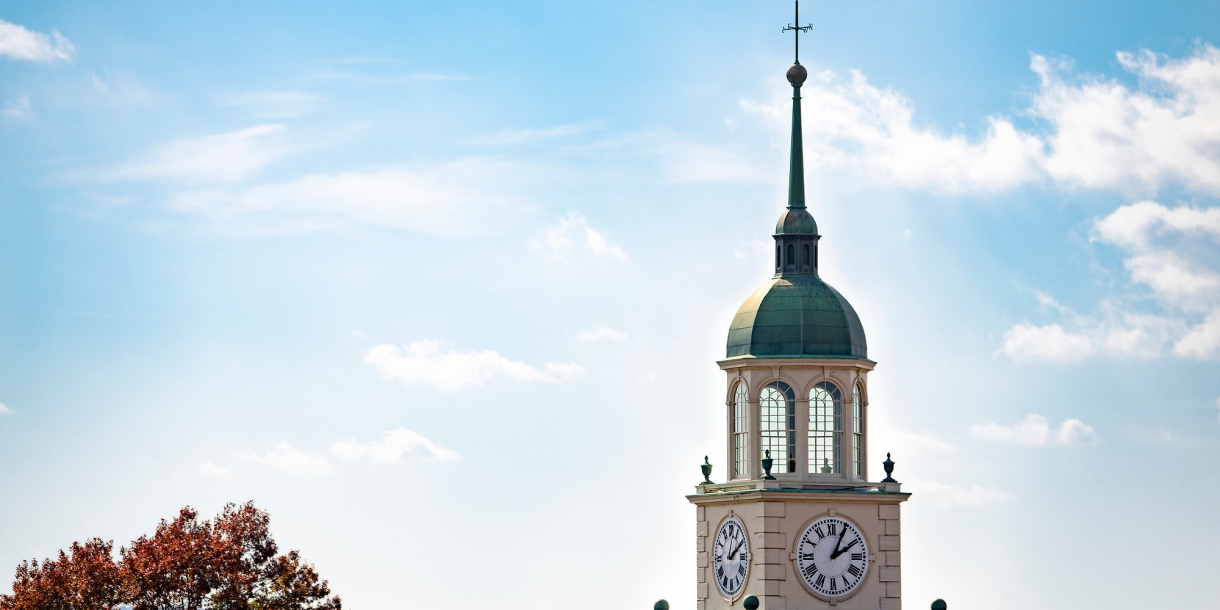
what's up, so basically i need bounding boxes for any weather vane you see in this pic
[782,0,813,64]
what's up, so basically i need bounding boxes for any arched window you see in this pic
[732,383,748,477]
[809,381,842,474]
[775,245,781,270]
[802,244,810,267]
[786,244,795,268]
[852,383,864,477]
[759,381,796,474]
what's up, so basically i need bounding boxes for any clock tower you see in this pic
[688,3,910,609]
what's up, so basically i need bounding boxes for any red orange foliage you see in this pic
[0,502,340,610]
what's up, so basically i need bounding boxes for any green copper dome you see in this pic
[726,275,867,359]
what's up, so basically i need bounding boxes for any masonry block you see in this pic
[886,581,901,598]
[879,566,901,582]
[878,535,900,551]
[764,580,782,596]
[697,552,707,568]
[697,506,706,521]
[757,531,787,549]
[697,521,708,537]
[880,597,901,610]
[885,520,901,536]
[697,583,708,600]
[760,501,786,517]
[886,551,901,566]
[878,504,900,520]
[758,563,785,580]
[759,548,785,564]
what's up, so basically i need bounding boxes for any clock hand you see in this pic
[728,538,744,560]
[830,527,847,557]
[830,538,859,560]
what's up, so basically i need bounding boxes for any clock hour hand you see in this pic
[728,539,744,560]
[830,527,847,557]
[830,537,859,559]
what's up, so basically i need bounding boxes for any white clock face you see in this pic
[794,516,869,599]
[711,516,750,598]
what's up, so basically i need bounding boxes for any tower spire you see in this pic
[782,1,812,211]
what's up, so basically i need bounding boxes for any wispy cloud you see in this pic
[0,403,14,415]
[236,442,335,477]
[530,212,627,264]
[1002,201,1220,362]
[197,461,236,480]
[4,96,31,118]
[576,326,627,342]
[467,122,600,146]
[365,340,583,393]
[109,125,291,184]
[0,19,74,63]
[970,414,1097,446]
[331,428,458,463]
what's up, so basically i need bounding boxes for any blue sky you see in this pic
[2,1,1219,608]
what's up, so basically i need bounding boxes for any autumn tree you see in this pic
[0,502,340,610]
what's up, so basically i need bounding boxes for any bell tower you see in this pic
[688,3,909,609]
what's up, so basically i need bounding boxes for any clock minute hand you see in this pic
[830,537,859,560]
[728,539,744,560]
[830,528,847,557]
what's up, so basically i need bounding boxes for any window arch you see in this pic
[775,244,781,270]
[809,381,842,474]
[732,383,748,477]
[852,383,864,477]
[759,381,796,474]
[802,244,810,267]
[785,244,795,268]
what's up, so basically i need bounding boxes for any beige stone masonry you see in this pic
[878,535,900,551]
[878,567,901,582]
[886,551,901,566]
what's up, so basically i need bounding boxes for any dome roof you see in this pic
[726,275,868,360]
[775,208,817,235]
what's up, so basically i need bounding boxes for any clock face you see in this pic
[794,516,869,599]
[711,516,750,599]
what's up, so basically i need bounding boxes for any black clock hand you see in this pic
[829,536,858,558]
[728,539,744,560]
[830,527,847,557]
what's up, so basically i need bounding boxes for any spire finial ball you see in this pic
[786,63,808,84]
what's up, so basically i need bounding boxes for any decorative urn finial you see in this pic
[762,450,777,480]
[882,452,897,483]
[931,599,947,610]
[701,456,713,484]
[743,595,760,610]
[654,600,670,610]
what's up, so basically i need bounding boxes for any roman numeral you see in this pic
[740,551,749,561]
[722,576,730,590]
[847,564,862,577]
[814,574,825,589]
[827,524,837,536]
[716,566,724,579]
[829,577,838,591]
[815,527,825,539]
[851,553,863,561]
[800,552,815,561]
[802,563,818,580]
[738,563,747,577]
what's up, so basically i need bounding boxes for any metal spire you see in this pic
[782,1,812,211]
[782,0,813,64]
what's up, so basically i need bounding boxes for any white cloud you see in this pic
[331,428,458,463]
[742,44,1220,195]
[970,414,1097,446]
[236,442,335,477]
[0,403,14,415]
[906,480,1015,508]
[3,96,31,118]
[530,213,627,264]
[661,142,772,185]
[0,19,74,63]
[197,461,235,480]
[1006,201,1220,362]
[577,326,627,342]
[1000,324,1096,363]
[110,125,291,183]
[365,340,583,393]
